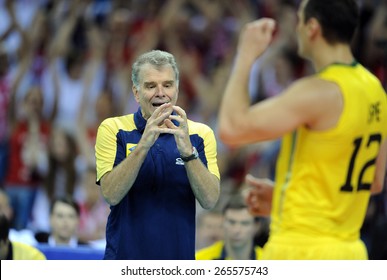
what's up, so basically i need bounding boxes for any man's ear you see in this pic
[132,85,140,102]
[307,17,321,40]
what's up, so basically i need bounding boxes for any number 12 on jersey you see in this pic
[340,133,381,192]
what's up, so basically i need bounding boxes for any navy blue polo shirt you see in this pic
[95,107,219,260]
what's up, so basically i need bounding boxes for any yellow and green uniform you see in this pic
[9,241,46,260]
[195,241,262,260]
[264,62,387,260]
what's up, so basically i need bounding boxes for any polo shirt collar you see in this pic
[134,107,147,132]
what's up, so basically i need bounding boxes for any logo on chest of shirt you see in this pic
[175,158,185,165]
[126,143,137,156]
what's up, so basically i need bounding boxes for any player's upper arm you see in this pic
[371,138,387,194]
[220,77,339,146]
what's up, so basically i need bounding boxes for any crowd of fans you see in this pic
[0,0,386,259]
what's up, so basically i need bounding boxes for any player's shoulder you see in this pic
[195,241,223,260]
[254,245,264,260]
[285,76,341,102]
[293,75,338,92]
[12,241,47,260]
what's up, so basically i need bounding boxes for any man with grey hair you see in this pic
[95,50,220,259]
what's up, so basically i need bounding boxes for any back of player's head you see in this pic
[303,0,359,44]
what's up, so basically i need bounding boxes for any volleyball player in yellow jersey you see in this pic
[218,0,387,259]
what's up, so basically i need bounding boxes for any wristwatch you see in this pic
[181,147,199,162]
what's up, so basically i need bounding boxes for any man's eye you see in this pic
[164,82,174,88]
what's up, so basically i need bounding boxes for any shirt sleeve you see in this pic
[95,119,118,184]
[202,125,220,180]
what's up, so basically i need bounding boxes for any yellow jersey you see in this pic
[267,62,387,258]
[11,241,46,260]
[195,241,262,260]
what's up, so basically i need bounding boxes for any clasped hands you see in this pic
[142,103,193,157]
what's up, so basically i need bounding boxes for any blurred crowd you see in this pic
[0,0,386,258]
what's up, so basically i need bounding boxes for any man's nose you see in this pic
[155,84,165,96]
[232,224,242,233]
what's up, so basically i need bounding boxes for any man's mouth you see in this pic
[152,102,167,107]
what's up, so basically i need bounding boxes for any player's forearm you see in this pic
[185,160,220,209]
[218,55,255,145]
[100,144,149,206]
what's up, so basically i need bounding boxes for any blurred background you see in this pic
[0,0,386,259]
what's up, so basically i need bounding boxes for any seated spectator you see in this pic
[0,189,37,246]
[196,194,262,260]
[44,127,78,203]
[0,213,46,260]
[35,196,87,247]
[195,209,224,251]
[4,86,50,230]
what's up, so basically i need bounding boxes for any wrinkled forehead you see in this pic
[139,63,175,83]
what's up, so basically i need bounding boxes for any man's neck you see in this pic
[224,240,254,260]
[311,42,354,72]
[49,235,77,247]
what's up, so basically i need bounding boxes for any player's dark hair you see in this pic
[304,0,359,44]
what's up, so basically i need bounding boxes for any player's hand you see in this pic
[244,174,274,217]
[237,18,276,63]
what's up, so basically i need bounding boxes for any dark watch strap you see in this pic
[181,147,199,162]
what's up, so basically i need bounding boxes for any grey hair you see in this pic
[131,50,179,90]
